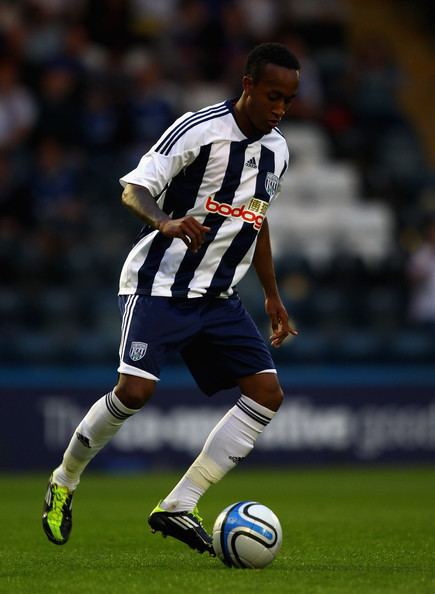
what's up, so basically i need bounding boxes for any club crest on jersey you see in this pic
[265,172,279,199]
[129,341,148,361]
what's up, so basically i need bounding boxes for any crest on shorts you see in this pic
[265,172,279,199]
[129,341,148,361]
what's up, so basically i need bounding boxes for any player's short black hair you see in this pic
[245,42,300,83]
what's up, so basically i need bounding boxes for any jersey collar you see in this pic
[225,98,265,143]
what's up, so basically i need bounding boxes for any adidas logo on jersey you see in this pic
[245,157,257,169]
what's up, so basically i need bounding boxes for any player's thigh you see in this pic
[118,295,200,385]
[204,298,278,391]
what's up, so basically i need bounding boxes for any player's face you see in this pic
[243,63,299,134]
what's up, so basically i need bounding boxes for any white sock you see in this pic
[52,390,140,491]
[160,395,275,512]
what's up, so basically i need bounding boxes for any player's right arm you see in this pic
[121,183,210,253]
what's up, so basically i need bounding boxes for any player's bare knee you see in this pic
[114,375,155,409]
[238,373,284,412]
[263,384,284,411]
[248,386,283,412]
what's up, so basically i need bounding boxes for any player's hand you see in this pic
[158,217,211,253]
[265,295,298,348]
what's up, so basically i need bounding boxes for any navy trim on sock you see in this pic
[105,391,132,421]
[236,398,271,427]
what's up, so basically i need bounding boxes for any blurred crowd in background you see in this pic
[1,0,435,367]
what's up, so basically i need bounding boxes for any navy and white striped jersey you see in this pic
[119,99,289,298]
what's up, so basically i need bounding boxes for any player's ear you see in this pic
[242,75,254,94]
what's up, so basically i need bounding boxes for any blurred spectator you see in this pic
[0,150,33,230]
[23,0,84,19]
[276,34,324,121]
[81,86,121,151]
[34,60,83,145]
[171,0,228,81]
[350,36,404,129]
[284,0,348,50]
[31,137,85,232]
[84,0,132,50]
[238,0,281,42]
[61,23,108,76]
[128,0,179,40]
[21,2,66,64]
[0,150,33,288]
[0,3,26,59]
[123,49,177,152]
[344,35,419,198]
[0,57,37,149]
[407,219,435,326]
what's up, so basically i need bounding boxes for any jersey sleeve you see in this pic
[119,112,202,197]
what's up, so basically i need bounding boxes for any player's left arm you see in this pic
[253,219,298,348]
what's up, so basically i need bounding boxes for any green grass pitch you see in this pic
[0,467,434,593]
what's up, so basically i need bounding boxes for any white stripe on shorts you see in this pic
[119,295,138,361]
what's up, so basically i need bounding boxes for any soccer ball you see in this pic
[212,501,282,569]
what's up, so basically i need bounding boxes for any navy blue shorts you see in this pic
[117,295,276,395]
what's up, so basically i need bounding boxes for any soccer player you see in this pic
[42,42,300,555]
